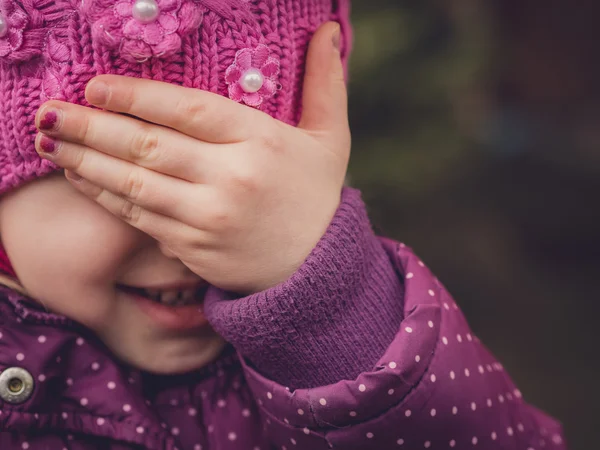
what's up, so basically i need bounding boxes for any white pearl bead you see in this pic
[0,15,9,39]
[132,0,160,24]
[240,68,264,93]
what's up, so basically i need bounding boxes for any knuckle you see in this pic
[119,170,144,201]
[257,127,285,155]
[205,205,236,233]
[227,166,259,194]
[130,126,160,162]
[175,96,207,124]
[77,113,94,144]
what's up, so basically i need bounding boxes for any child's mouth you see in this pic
[116,283,208,307]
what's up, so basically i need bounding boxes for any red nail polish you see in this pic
[39,110,59,131]
[39,135,58,154]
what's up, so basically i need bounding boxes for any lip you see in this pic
[118,287,211,331]
[116,280,208,291]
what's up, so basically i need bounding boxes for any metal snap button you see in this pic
[0,367,34,404]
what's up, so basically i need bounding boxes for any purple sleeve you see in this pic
[204,187,405,389]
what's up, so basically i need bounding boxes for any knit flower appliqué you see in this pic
[88,0,202,62]
[225,44,281,108]
[0,3,28,58]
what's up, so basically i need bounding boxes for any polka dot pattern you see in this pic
[0,243,567,450]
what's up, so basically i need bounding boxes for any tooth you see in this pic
[182,289,195,302]
[160,290,179,304]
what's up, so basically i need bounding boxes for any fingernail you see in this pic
[332,24,341,52]
[86,80,109,106]
[38,135,59,154]
[38,108,61,131]
[66,170,82,182]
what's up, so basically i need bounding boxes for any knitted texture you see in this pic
[0,0,353,197]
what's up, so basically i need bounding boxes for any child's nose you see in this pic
[158,242,178,260]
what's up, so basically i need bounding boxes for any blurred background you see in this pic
[346,1,599,449]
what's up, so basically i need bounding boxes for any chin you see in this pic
[111,333,228,375]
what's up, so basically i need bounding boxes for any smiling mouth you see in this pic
[116,283,208,307]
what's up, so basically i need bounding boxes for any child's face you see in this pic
[0,172,226,374]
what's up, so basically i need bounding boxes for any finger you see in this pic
[298,22,351,151]
[63,170,207,249]
[35,102,210,182]
[35,133,210,227]
[84,75,262,143]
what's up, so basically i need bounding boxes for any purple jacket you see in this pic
[0,188,567,449]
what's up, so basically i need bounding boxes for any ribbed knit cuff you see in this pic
[204,187,405,389]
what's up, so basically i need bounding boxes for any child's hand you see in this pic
[34,22,349,294]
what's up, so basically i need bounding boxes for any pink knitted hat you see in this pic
[0,0,352,197]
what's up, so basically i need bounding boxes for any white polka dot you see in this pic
[319,398,327,406]
[514,389,522,398]
[22,442,29,449]
[444,303,450,310]
[194,445,202,450]
[349,411,357,417]
[467,333,472,341]
[76,337,84,346]
[486,364,493,372]
[450,371,455,380]
[507,427,514,436]
[297,408,304,415]
[388,389,395,395]
[366,432,374,439]
[66,378,73,386]
[430,408,436,417]
[430,374,436,382]
[552,434,563,444]
[187,407,197,416]
[97,418,105,425]
[491,432,497,440]
[465,368,470,377]
[428,290,435,296]
[359,384,366,392]
[267,392,273,400]
[80,398,88,406]
[38,335,46,343]
[450,440,456,447]
[452,406,458,415]
[208,425,214,433]
[507,392,513,401]
[478,365,485,374]
[424,441,431,448]
[471,402,477,411]
[172,427,180,435]
[498,394,505,403]
[406,273,414,279]
[16,353,24,361]
[123,404,131,412]
[415,355,421,362]
[218,399,226,407]
[107,381,116,390]
[136,426,144,434]
[170,398,178,406]
[472,437,478,445]
[290,438,297,445]
[304,427,310,435]
[486,398,493,407]
[418,260,425,267]
[91,362,99,371]
[397,439,404,445]
[457,334,463,343]
[428,320,434,328]
[405,409,412,417]
[405,326,413,333]
[517,423,524,432]
[0,331,2,339]
[61,412,68,419]
[442,337,448,345]
[389,361,397,369]
[38,374,46,382]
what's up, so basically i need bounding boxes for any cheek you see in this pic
[1,178,142,321]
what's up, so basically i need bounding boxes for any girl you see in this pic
[0,1,567,449]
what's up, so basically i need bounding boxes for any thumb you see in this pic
[298,22,350,141]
